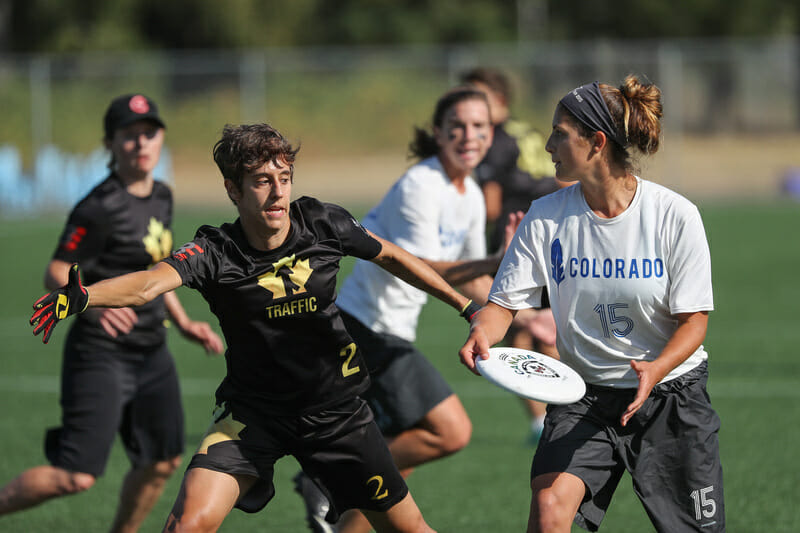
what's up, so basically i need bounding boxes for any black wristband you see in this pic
[459,300,482,323]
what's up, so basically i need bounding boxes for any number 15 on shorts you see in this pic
[690,485,717,521]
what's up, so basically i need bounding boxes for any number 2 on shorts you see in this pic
[367,475,388,500]
[339,342,361,377]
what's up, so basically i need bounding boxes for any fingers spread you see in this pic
[31,305,52,325]
[101,308,137,336]
[41,322,54,344]
[98,317,120,338]
[32,312,53,335]
[33,293,53,309]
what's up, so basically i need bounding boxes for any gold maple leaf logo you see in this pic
[143,217,173,264]
[257,254,313,299]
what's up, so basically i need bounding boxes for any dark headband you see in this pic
[559,81,627,147]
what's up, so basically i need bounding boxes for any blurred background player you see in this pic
[29,122,484,532]
[0,94,223,532]
[460,76,725,532]
[294,86,539,533]
[460,67,565,443]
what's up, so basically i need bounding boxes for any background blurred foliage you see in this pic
[0,66,458,163]
[2,0,797,53]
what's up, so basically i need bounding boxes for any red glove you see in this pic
[30,264,89,343]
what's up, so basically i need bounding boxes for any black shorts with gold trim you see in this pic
[188,396,408,518]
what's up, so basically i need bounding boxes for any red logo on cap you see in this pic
[129,95,150,114]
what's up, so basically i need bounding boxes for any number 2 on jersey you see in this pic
[339,342,361,377]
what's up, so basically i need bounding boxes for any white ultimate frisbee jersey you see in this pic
[489,177,713,387]
[337,156,486,342]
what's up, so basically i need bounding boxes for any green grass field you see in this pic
[1,200,799,532]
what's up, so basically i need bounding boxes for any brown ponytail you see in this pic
[599,75,663,171]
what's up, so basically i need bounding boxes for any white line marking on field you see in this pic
[452,378,800,399]
[0,375,221,396]
[0,375,797,399]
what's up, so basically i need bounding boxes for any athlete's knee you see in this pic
[404,513,434,533]
[435,402,472,456]
[148,455,183,480]
[368,494,435,533]
[162,455,183,475]
[429,396,472,456]
[439,417,471,455]
[531,488,571,532]
[164,509,219,533]
[62,471,96,494]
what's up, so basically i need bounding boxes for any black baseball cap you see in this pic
[103,94,166,139]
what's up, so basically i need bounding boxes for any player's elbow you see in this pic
[131,268,175,306]
[134,286,162,306]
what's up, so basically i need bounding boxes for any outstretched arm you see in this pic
[423,257,500,288]
[420,211,525,289]
[31,262,183,343]
[368,234,476,318]
[85,262,183,308]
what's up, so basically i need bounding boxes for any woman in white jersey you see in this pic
[294,86,529,533]
[460,76,724,533]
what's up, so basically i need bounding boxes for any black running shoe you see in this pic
[293,471,336,533]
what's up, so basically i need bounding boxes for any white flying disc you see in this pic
[475,347,586,404]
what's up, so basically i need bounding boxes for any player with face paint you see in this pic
[293,87,541,533]
[460,67,567,445]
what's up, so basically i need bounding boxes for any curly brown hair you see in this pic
[213,123,300,191]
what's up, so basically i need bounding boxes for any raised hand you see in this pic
[30,263,89,344]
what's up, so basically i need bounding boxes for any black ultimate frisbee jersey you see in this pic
[53,174,173,349]
[474,120,557,213]
[163,197,382,416]
[474,121,560,250]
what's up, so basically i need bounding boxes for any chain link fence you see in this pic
[1,37,798,213]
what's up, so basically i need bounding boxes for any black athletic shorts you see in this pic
[532,362,724,532]
[46,329,184,477]
[188,397,408,518]
[340,311,453,436]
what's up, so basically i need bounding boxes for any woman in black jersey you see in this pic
[0,94,223,531]
[30,123,482,532]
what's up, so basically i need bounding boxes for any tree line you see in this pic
[2,0,797,53]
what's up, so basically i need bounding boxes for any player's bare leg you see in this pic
[163,467,256,533]
[0,465,95,514]
[336,466,414,533]
[384,394,471,470]
[110,455,181,533]
[527,472,584,533]
[361,492,435,533]
[337,395,469,533]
